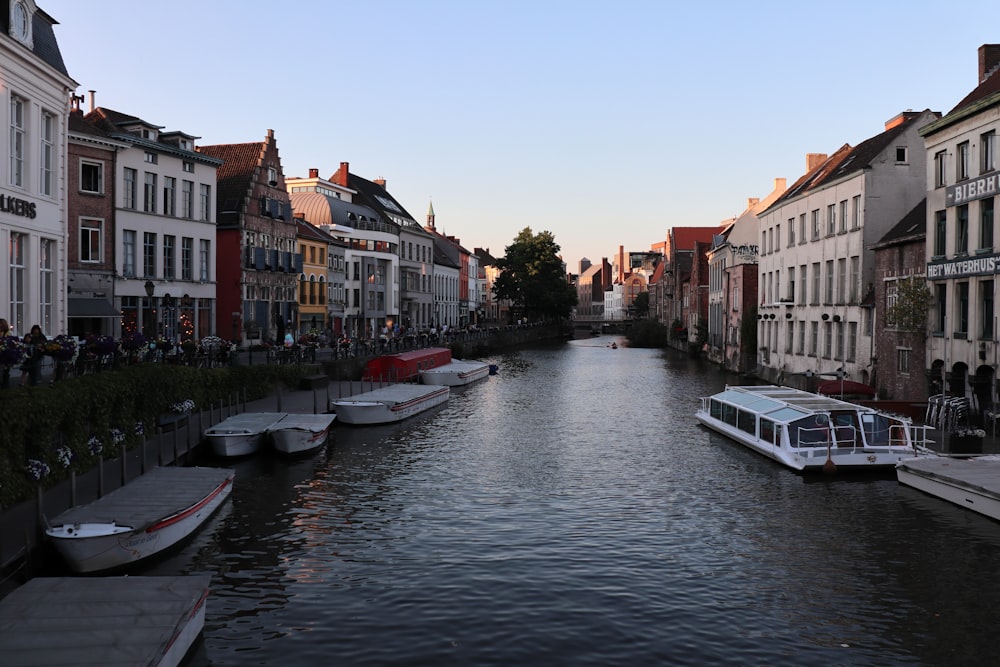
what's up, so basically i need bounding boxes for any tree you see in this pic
[632,292,650,318]
[493,228,577,321]
[886,277,934,333]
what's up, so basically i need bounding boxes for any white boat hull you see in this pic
[897,456,1000,522]
[268,414,336,454]
[206,432,265,457]
[203,412,287,458]
[46,468,234,573]
[420,360,491,386]
[332,385,450,425]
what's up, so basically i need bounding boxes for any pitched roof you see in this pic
[670,226,727,252]
[871,199,927,249]
[197,141,266,214]
[295,217,339,244]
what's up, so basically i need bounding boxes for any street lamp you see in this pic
[144,280,155,337]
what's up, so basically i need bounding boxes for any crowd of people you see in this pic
[0,319,49,387]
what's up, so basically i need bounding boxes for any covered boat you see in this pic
[419,358,491,386]
[267,413,336,455]
[363,347,452,382]
[203,412,287,457]
[46,466,234,573]
[696,385,926,472]
[331,384,450,425]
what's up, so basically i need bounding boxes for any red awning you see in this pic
[816,380,876,398]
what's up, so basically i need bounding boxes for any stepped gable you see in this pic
[197,141,265,219]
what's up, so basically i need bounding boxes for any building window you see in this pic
[957,205,969,254]
[981,197,995,251]
[182,161,194,173]
[811,209,820,240]
[79,159,102,194]
[143,172,157,213]
[886,280,899,316]
[851,195,861,229]
[163,235,175,279]
[787,217,795,246]
[811,262,820,306]
[799,264,807,305]
[839,200,848,233]
[123,167,137,209]
[144,151,158,164]
[983,131,996,173]
[957,281,969,336]
[9,95,24,187]
[896,146,907,163]
[786,321,794,354]
[897,348,910,374]
[80,218,103,263]
[837,259,846,304]
[836,321,845,362]
[848,322,858,362]
[982,280,994,339]
[935,150,947,188]
[823,321,833,359]
[849,256,860,303]
[9,232,24,332]
[824,260,834,305]
[143,232,157,278]
[199,184,211,221]
[181,180,193,218]
[934,210,947,256]
[40,111,53,196]
[809,321,818,356]
[797,320,805,354]
[123,230,136,277]
[199,239,210,281]
[181,237,193,281]
[163,176,176,217]
[799,214,806,244]
[788,267,795,302]
[958,141,970,181]
[935,284,947,333]
[39,239,52,333]
[826,204,836,236]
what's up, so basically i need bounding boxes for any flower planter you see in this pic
[950,434,984,454]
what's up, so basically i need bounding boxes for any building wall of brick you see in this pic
[873,238,929,400]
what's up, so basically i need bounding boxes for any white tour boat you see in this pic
[203,412,287,457]
[331,384,450,425]
[696,385,925,472]
[45,466,234,573]
[267,413,336,455]
[896,455,1000,522]
[419,358,491,386]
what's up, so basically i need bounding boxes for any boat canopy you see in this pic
[707,385,885,426]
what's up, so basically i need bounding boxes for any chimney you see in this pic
[619,245,625,283]
[374,177,386,188]
[88,90,96,112]
[980,44,1000,83]
[308,168,318,178]
[885,110,918,130]
[747,197,760,209]
[774,177,786,192]
[806,153,828,172]
[337,161,349,187]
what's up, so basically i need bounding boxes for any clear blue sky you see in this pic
[43,0,995,270]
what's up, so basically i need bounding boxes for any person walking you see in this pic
[0,318,11,387]
[20,324,46,386]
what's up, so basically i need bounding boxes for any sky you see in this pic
[41,0,1000,271]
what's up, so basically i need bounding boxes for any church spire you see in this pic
[427,200,436,230]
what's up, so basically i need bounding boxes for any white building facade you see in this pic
[1,0,76,336]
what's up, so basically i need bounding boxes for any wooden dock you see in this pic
[0,575,211,666]
[897,456,1000,522]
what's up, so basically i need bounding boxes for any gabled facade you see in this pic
[662,226,726,340]
[295,215,341,334]
[756,109,940,388]
[198,130,298,344]
[576,258,612,320]
[1,0,76,336]
[920,45,1000,413]
[67,105,128,337]
[88,103,222,341]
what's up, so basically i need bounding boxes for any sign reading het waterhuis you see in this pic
[947,171,1000,207]
[927,253,1000,280]
[0,193,37,219]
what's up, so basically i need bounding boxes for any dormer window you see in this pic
[144,152,158,164]
[179,139,191,150]
[10,1,31,47]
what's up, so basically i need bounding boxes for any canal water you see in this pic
[139,337,1000,666]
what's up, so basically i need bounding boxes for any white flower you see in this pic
[26,459,50,480]
[111,428,125,444]
[55,446,73,468]
[170,398,195,413]
[87,435,103,455]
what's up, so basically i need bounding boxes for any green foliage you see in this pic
[493,227,577,321]
[886,276,934,333]
[632,292,650,318]
[0,362,317,508]
[625,320,669,347]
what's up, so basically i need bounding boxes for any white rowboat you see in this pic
[419,359,491,386]
[268,413,336,454]
[331,384,450,425]
[203,412,287,457]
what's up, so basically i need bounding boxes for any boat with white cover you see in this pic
[696,385,927,472]
[45,466,234,573]
[896,455,1000,522]
[419,358,491,386]
[331,384,450,425]
[203,411,286,457]
[268,413,336,454]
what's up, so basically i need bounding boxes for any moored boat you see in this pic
[363,347,452,382]
[419,358,491,386]
[45,466,234,573]
[696,385,927,472]
[268,413,336,454]
[203,412,287,457]
[331,384,450,425]
[896,455,1000,522]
